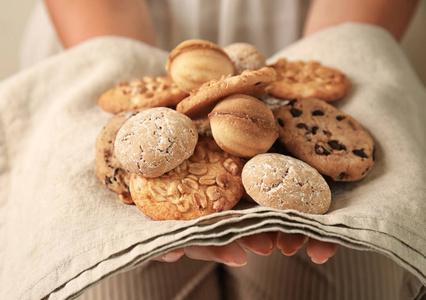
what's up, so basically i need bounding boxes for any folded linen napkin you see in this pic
[0,23,425,299]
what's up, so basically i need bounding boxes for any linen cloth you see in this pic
[0,23,425,299]
[76,247,414,300]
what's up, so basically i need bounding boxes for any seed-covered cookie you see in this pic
[269,58,351,102]
[129,137,245,220]
[273,98,375,182]
[95,111,141,204]
[242,153,331,214]
[176,66,277,118]
[98,76,188,114]
[114,107,198,178]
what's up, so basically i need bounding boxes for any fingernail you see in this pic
[224,260,247,267]
[254,240,275,256]
[222,254,247,267]
[310,256,329,264]
[161,252,182,262]
[280,243,304,256]
[281,248,298,256]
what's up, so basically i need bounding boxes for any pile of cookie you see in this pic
[95,39,375,221]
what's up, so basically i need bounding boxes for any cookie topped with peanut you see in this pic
[129,137,244,220]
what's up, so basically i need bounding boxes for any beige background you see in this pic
[1,0,425,84]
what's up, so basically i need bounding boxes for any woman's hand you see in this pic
[277,232,339,264]
[154,232,276,267]
[154,232,338,266]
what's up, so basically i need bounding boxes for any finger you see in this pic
[307,238,339,264]
[153,248,185,263]
[184,242,247,267]
[237,232,277,256]
[277,232,308,256]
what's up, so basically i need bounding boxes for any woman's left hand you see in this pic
[154,231,338,266]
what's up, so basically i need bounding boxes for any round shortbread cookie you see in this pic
[129,137,245,220]
[98,76,188,114]
[242,153,331,214]
[269,58,351,102]
[176,66,277,118]
[95,111,141,204]
[114,107,198,178]
[273,98,375,182]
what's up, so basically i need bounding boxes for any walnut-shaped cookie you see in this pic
[166,39,236,93]
[209,94,278,158]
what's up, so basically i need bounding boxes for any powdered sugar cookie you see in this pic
[242,153,331,214]
[223,42,267,74]
[114,107,198,178]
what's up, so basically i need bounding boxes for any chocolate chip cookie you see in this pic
[273,98,375,181]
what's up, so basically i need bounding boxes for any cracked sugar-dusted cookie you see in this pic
[114,107,198,178]
[273,98,375,182]
[95,111,141,204]
[176,66,277,118]
[269,58,351,102]
[223,42,267,74]
[98,76,188,114]
[242,153,331,214]
[129,137,245,220]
